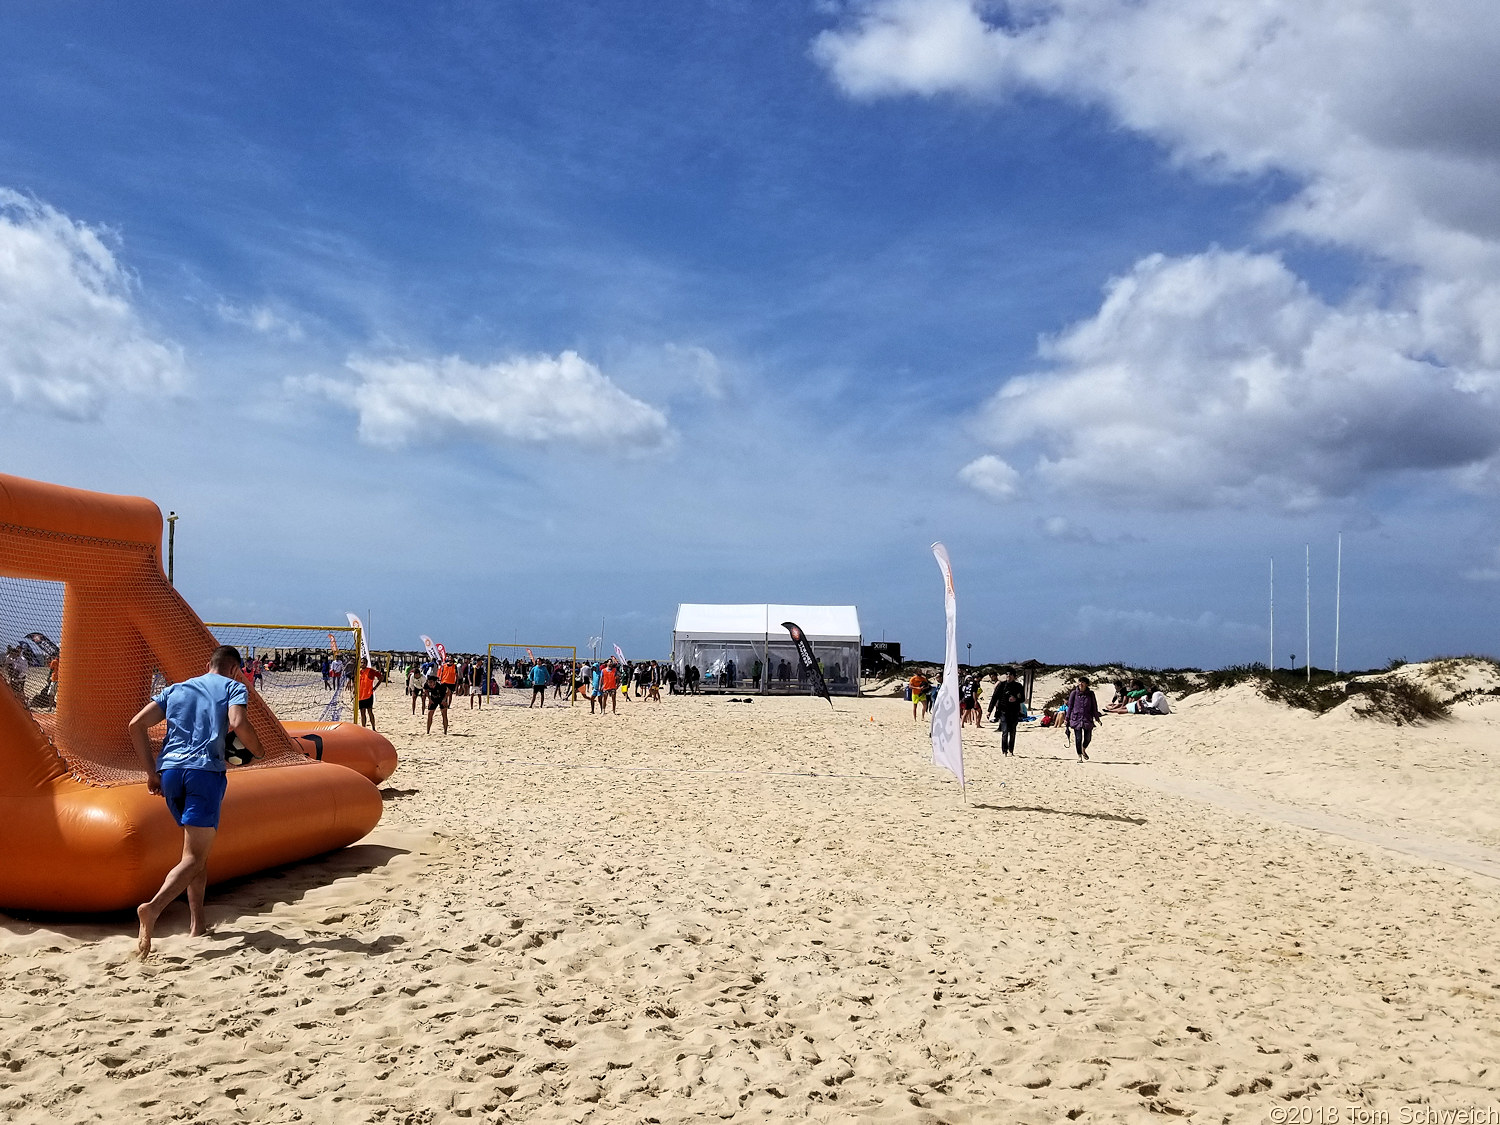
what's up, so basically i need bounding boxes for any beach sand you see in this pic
[3,682,1499,1123]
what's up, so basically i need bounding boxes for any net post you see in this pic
[354,625,363,720]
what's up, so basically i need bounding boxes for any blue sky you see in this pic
[2,1,1499,668]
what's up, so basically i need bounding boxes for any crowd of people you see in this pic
[342,654,707,733]
[4,641,58,710]
[905,666,1174,761]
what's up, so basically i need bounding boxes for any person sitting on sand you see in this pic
[127,644,265,958]
[1109,678,1154,714]
[1127,686,1171,715]
[1106,678,1138,714]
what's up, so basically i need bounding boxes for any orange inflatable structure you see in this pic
[0,472,394,913]
[285,720,399,784]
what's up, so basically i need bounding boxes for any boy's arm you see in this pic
[227,703,266,759]
[128,702,166,794]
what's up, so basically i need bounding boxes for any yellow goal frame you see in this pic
[201,621,366,719]
[203,622,365,680]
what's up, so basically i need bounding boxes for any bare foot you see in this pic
[136,903,156,959]
[189,920,212,938]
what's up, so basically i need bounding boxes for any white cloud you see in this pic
[297,350,672,453]
[0,189,185,419]
[662,343,727,399]
[216,300,305,342]
[815,0,1500,275]
[818,1,1500,505]
[979,250,1500,506]
[958,453,1020,499]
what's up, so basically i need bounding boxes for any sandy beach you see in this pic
[4,680,1500,1123]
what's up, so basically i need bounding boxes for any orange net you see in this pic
[0,520,308,787]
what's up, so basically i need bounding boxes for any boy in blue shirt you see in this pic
[127,645,264,958]
[528,660,549,708]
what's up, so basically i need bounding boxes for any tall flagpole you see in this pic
[1334,533,1342,676]
[1269,558,1275,672]
[1305,544,1311,685]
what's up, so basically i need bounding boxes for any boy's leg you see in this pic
[187,868,210,936]
[137,825,216,957]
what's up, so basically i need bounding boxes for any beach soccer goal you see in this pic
[203,622,364,722]
[483,643,578,707]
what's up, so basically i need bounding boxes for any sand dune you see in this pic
[2,684,1498,1122]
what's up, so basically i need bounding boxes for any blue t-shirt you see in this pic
[530,664,549,686]
[152,672,248,773]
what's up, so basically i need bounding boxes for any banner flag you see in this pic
[781,621,833,707]
[435,642,449,665]
[930,542,964,792]
[420,635,439,662]
[613,643,626,664]
[328,632,339,653]
[346,613,372,665]
[24,632,59,660]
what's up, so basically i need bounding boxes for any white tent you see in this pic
[671,604,862,695]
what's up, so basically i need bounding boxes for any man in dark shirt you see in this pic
[423,672,451,734]
[988,668,1027,757]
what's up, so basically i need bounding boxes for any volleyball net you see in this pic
[483,643,578,707]
[203,622,364,722]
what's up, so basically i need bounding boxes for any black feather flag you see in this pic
[781,621,833,706]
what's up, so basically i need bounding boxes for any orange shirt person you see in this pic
[356,659,385,731]
[598,661,619,715]
[909,672,929,721]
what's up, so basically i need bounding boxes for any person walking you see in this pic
[598,659,619,714]
[989,667,1027,757]
[406,662,423,714]
[1065,676,1102,761]
[127,645,265,958]
[909,670,928,721]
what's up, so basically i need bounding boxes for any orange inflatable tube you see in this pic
[285,721,399,784]
[0,472,394,913]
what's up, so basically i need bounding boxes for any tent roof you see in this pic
[673,603,861,640]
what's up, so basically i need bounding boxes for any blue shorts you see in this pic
[159,768,228,829]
